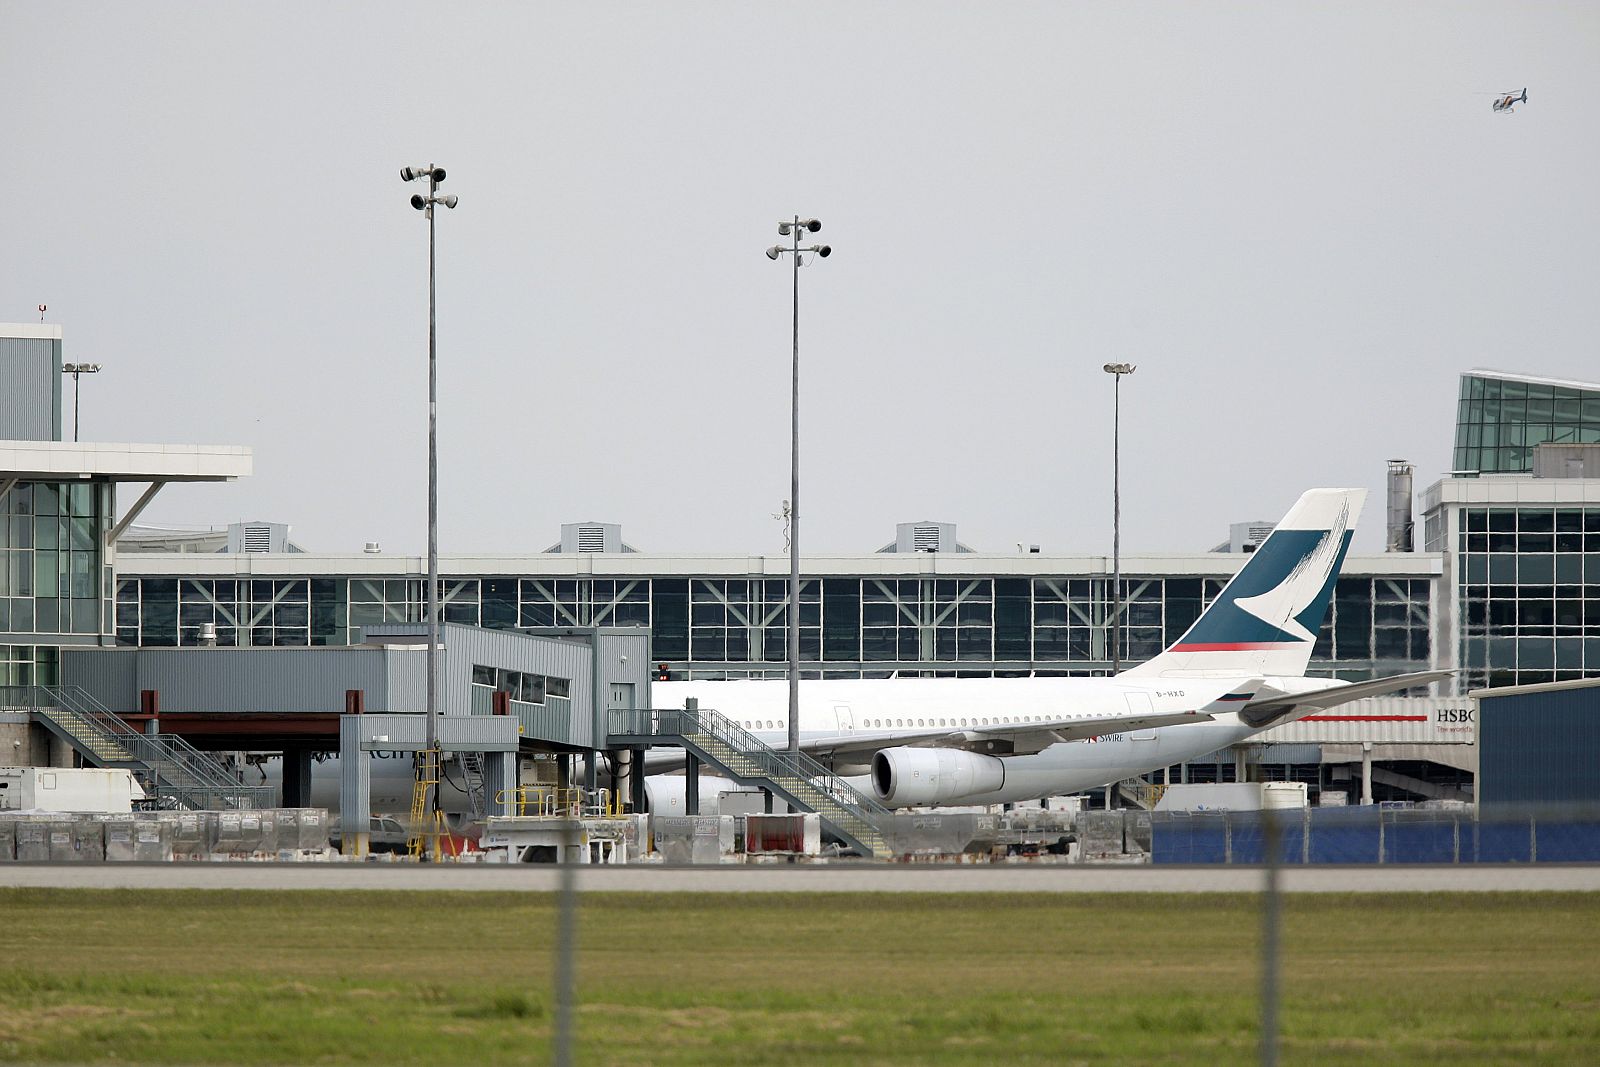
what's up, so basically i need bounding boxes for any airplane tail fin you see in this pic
[1122,488,1364,680]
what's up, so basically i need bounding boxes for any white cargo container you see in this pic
[0,768,144,814]
[1154,783,1265,812]
[1261,782,1309,809]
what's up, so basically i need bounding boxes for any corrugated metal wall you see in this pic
[60,649,139,711]
[63,626,634,750]
[440,623,594,709]
[0,337,60,441]
[140,648,389,713]
[1479,683,1600,806]
[64,647,389,713]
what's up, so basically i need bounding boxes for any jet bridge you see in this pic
[337,713,520,856]
[609,701,894,859]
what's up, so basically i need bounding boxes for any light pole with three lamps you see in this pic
[62,363,102,442]
[401,162,458,859]
[766,218,831,757]
[1103,362,1135,674]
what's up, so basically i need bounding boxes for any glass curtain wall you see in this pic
[1453,373,1600,474]
[115,570,1423,682]
[1457,506,1600,689]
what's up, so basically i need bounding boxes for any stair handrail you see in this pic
[41,684,246,785]
[610,706,893,828]
[5,684,273,809]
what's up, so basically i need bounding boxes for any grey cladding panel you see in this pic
[60,649,140,712]
[1479,686,1600,806]
[0,338,59,441]
[440,622,592,714]
[133,648,388,713]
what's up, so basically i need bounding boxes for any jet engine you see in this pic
[870,747,1005,807]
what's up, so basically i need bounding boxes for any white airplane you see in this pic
[652,488,1450,809]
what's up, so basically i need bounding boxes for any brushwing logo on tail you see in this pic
[1173,498,1353,651]
[1232,498,1351,642]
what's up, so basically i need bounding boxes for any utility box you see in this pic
[0,768,144,813]
[743,813,822,856]
[652,815,728,864]
[716,789,768,818]
[1154,783,1265,812]
[48,818,104,862]
[100,815,174,862]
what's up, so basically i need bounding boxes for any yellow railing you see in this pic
[495,786,626,819]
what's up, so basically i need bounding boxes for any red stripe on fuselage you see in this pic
[1301,715,1428,722]
[1169,642,1304,652]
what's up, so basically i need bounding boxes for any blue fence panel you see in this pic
[1474,819,1534,863]
[1226,812,1307,865]
[1308,807,1382,864]
[1150,806,1600,865]
[1530,819,1600,862]
[1150,812,1229,864]
[1383,812,1463,864]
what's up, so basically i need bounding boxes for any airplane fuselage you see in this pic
[653,674,1334,806]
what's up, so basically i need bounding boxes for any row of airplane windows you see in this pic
[738,715,1056,731]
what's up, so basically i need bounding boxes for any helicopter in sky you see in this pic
[1492,88,1528,113]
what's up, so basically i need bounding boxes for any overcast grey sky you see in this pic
[4,4,1597,557]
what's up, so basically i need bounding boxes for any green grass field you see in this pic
[2,888,1598,1065]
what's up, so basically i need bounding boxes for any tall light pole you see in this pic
[1103,362,1136,674]
[62,363,102,442]
[402,162,458,853]
[766,218,831,757]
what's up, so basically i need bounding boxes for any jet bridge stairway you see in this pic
[610,707,894,860]
[458,750,488,819]
[0,684,273,811]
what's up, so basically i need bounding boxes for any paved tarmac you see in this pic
[3,862,1598,893]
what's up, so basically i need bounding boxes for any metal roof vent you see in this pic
[885,521,968,553]
[226,521,290,554]
[558,522,622,554]
[1212,521,1275,553]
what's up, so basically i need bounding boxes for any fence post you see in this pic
[1260,810,1283,1067]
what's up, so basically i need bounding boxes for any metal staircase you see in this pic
[1117,777,1166,811]
[610,706,894,859]
[458,751,488,819]
[0,685,273,811]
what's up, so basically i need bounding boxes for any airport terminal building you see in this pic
[3,320,1597,804]
[112,369,1600,698]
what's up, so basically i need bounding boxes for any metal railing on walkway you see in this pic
[610,707,893,859]
[0,685,273,811]
[496,786,626,820]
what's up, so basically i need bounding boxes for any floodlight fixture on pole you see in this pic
[402,160,458,858]
[766,216,831,758]
[62,363,102,442]
[1102,362,1136,673]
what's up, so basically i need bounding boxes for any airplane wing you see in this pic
[1238,669,1454,729]
[931,709,1218,755]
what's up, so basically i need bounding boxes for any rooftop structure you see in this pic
[1453,368,1600,475]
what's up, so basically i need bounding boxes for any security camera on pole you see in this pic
[401,162,458,860]
[765,218,830,759]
